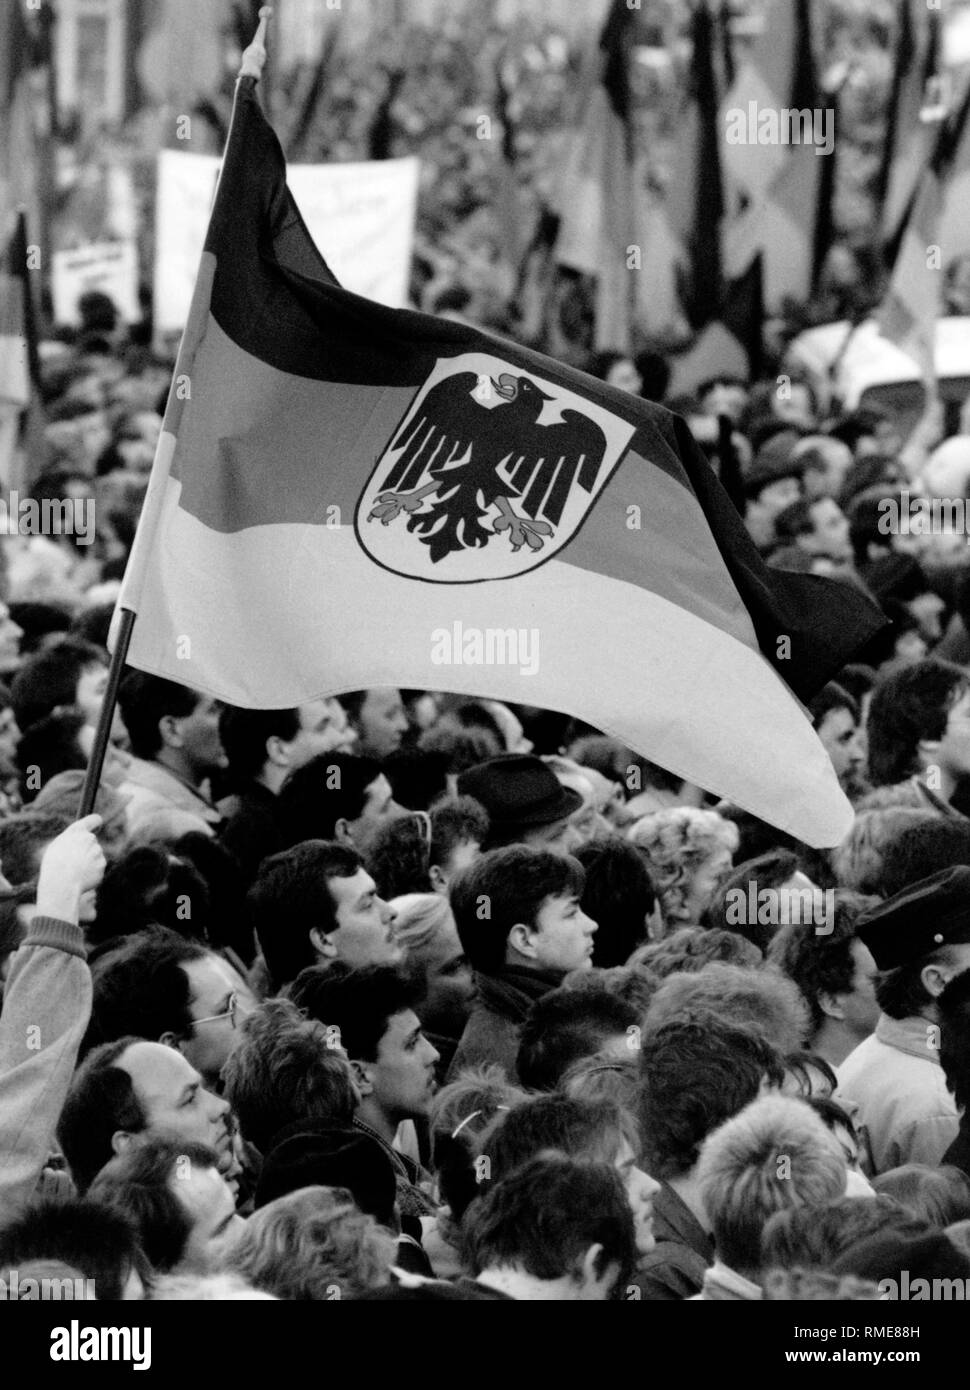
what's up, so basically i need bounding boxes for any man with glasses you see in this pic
[88,926,257,1089]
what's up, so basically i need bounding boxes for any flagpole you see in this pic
[77,8,274,820]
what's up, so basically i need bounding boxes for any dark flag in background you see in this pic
[879,1,941,249]
[0,211,42,491]
[554,0,639,352]
[117,77,885,847]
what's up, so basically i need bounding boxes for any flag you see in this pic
[0,1,38,233]
[369,67,406,163]
[879,84,970,393]
[0,211,41,491]
[879,1,941,247]
[493,55,535,277]
[669,2,763,379]
[937,75,970,271]
[720,0,832,310]
[117,76,885,848]
[670,0,724,332]
[554,0,638,352]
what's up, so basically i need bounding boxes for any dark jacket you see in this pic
[218,781,284,884]
[446,965,563,1082]
[942,1120,970,1179]
[629,1181,714,1301]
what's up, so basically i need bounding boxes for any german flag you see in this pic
[118,76,884,847]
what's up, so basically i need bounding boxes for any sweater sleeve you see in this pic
[0,915,91,1220]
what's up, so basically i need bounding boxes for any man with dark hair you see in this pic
[837,868,970,1172]
[463,1153,638,1300]
[483,1092,659,1256]
[277,751,405,854]
[0,1198,147,1300]
[516,985,638,1091]
[288,964,439,1219]
[10,637,123,746]
[57,1037,236,1194]
[866,660,970,808]
[574,836,655,967]
[88,927,256,1088]
[809,683,866,799]
[447,845,596,1079]
[935,968,970,1177]
[221,997,360,1154]
[117,671,224,838]
[341,689,409,759]
[217,701,356,880]
[741,451,803,553]
[761,1194,931,1274]
[428,796,489,894]
[456,754,585,854]
[247,840,400,992]
[632,1015,785,1299]
[88,1137,242,1275]
[767,890,880,1067]
[773,496,852,568]
[878,817,970,900]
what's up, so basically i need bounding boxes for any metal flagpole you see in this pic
[77,8,274,819]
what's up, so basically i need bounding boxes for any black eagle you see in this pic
[367,370,609,564]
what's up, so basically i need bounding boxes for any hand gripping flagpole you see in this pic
[77,9,274,820]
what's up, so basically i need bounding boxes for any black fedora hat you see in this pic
[456,754,582,833]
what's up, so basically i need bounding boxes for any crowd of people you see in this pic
[5,287,970,1302]
[7,0,970,1305]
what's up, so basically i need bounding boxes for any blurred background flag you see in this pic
[554,0,638,352]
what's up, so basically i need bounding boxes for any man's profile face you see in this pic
[287,699,357,767]
[938,688,970,782]
[345,773,406,854]
[524,891,597,974]
[179,953,257,1087]
[369,1008,439,1123]
[326,867,402,967]
[802,498,851,560]
[176,697,226,776]
[816,706,864,786]
[355,689,408,758]
[522,815,584,856]
[117,1040,234,1172]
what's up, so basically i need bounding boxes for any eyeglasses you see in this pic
[193,992,239,1029]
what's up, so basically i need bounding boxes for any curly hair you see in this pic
[766,890,879,1033]
[643,962,811,1055]
[222,1187,396,1300]
[627,808,738,926]
[629,927,762,978]
[831,808,939,895]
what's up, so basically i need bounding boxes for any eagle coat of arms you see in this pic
[355,352,636,583]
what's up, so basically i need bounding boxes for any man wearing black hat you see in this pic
[836,867,970,1173]
[456,754,585,855]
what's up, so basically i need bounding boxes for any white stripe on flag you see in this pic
[123,472,854,848]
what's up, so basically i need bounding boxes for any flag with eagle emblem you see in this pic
[118,76,884,847]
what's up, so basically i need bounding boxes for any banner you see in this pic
[51,241,140,326]
[153,149,420,336]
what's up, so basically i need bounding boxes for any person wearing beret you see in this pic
[836,867,970,1174]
